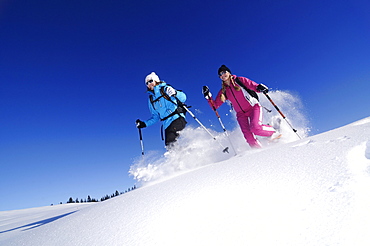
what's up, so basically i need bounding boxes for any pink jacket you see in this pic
[209,75,260,113]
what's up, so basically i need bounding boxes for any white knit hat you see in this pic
[145,72,160,84]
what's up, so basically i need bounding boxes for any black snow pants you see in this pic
[164,117,187,146]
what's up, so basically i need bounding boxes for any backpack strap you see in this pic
[234,77,259,101]
[149,85,186,121]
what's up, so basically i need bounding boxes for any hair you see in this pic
[220,76,240,102]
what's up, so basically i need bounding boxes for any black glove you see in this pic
[136,119,146,128]
[202,86,211,99]
[257,84,269,93]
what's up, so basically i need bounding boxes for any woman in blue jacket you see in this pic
[136,72,187,147]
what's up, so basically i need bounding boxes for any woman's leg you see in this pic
[249,105,275,137]
[165,117,187,146]
[237,112,262,148]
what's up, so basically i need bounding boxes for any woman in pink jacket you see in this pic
[203,65,277,148]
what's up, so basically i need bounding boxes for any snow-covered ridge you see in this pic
[1,116,370,245]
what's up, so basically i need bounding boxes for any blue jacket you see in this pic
[144,82,187,130]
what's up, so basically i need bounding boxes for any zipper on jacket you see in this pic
[229,86,246,113]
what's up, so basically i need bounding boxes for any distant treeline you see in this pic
[54,185,137,205]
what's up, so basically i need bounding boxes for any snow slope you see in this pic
[1,117,370,246]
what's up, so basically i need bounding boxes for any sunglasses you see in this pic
[146,79,154,85]
[219,71,227,76]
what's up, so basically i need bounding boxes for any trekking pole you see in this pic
[262,91,302,139]
[263,106,272,113]
[208,96,237,155]
[175,98,229,153]
[138,127,145,155]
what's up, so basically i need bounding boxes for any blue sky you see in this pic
[1,0,369,211]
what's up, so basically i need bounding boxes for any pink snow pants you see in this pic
[236,104,275,148]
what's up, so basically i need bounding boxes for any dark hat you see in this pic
[218,65,231,75]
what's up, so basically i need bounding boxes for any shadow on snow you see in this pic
[0,211,77,233]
